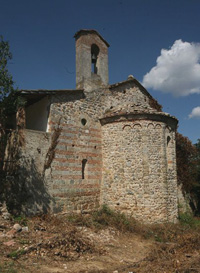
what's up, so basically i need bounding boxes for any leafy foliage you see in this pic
[0,36,24,202]
[179,212,200,227]
[0,36,25,124]
[0,37,14,187]
[194,139,200,212]
[176,132,197,191]
[0,36,21,122]
[176,133,200,214]
[194,139,200,182]
[0,36,14,99]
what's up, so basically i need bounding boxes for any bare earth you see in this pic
[0,212,200,273]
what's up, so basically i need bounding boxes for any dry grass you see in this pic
[67,205,145,234]
[1,208,200,272]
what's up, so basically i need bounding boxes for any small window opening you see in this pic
[167,136,171,146]
[91,44,99,74]
[82,159,87,179]
[81,118,87,126]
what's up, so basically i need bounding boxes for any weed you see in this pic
[154,235,163,243]
[68,206,200,246]
[13,215,28,226]
[0,261,18,273]
[7,249,26,259]
[179,212,200,227]
[18,239,29,245]
[67,205,143,233]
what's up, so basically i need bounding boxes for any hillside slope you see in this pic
[0,205,200,273]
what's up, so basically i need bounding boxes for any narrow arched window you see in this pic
[82,159,88,179]
[91,44,99,74]
[167,136,171,146]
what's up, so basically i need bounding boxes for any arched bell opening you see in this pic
[91,44,100,74]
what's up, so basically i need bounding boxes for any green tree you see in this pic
[176,133,197,191]
[176,133,200,214]
[194,139,200,179]
[0,36,22,200]
[0,36,14,98]
[194,139,200,213]
[0,36,17,124]
[0,36,14,164]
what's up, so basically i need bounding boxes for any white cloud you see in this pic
[142,40,200,96]
[189,106,200,119]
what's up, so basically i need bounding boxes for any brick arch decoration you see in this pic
[147,123,154,129]
[122,124,132,130]
[122,123,142,130]
[132,123,142,129]
[155,124,162,130]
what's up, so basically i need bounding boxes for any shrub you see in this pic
[179,212,200,227]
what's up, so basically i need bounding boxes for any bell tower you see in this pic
[74,29,109,90]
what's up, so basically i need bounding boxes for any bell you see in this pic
[91,53,96,63]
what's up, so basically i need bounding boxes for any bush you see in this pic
[179,212,200,227]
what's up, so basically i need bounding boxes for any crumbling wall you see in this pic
[177,185,193,215]
[4,129,57,215]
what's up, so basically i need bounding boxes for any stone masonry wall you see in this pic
[165,127,178,222]
[10,79,178,221]
[101,119,178,223]
[47,97,102,212]
[44,83,177,220]
[4,129,57,215]
[76,32,109,88]
[44,82,157,213]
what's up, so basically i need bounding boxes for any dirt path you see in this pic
[43,233,151,273]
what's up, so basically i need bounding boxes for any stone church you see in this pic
[5,30,178,223]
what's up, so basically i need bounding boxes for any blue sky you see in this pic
[1,0,200,143]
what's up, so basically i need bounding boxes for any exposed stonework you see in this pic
[101,117,177,223]
[74,29,109,90]
[5,30,179,223]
